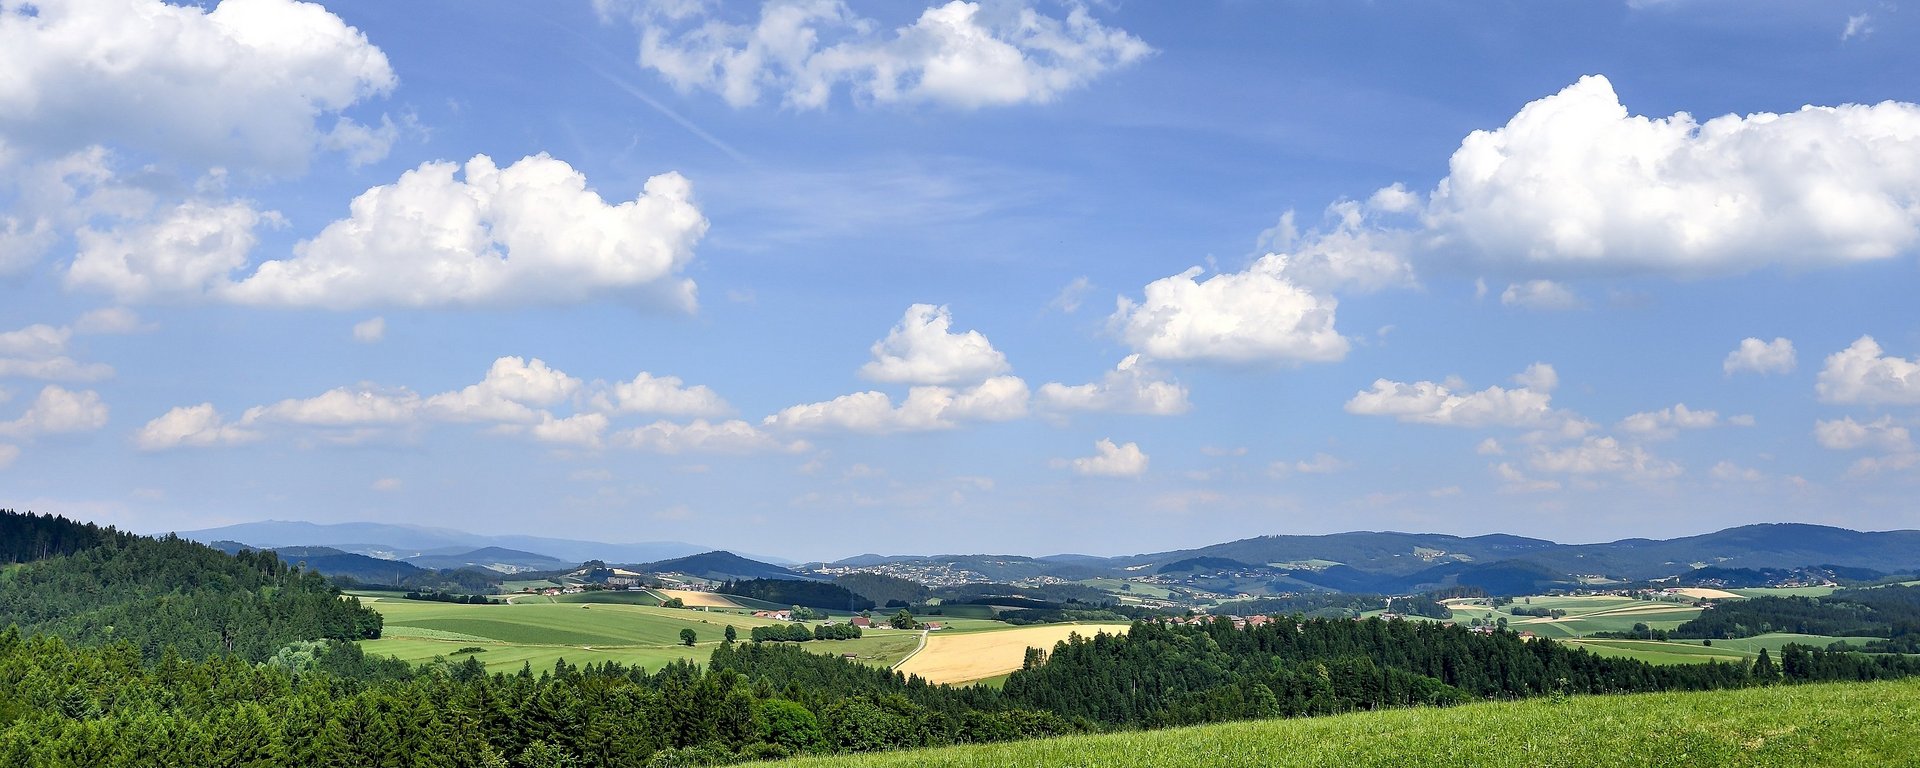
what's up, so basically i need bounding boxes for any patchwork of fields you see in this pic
[357,595,923,673]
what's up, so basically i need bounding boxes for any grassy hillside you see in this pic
[748,678,1920,767]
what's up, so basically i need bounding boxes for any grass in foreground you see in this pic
[749,678,1920,767]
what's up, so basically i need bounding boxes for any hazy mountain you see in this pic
[402,547,574,573]
[206,541,430,587]
[173,520,709,564]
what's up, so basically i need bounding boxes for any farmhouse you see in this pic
[849,616,872,628]
[751,610,793,621]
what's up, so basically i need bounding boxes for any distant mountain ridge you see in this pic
[172,520,713,565]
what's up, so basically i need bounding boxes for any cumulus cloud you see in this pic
[0,0,396,172]
[764,375,1029,434]
[1814,416,1913,453]
[614,418,809,454]
[219,155,708,310]
[1065,438,1148,477]
[0,385,108,438]
[1255,203,1418,294]
[588,372,733,418]
[66,200,277,303]
[139,356,770,454]
[1344,363,1590,437]
[1526,436,1682,482]
[0,318,122,382]
[1421,75,1920,277]
[247,386,420,427]
[1617,403,1724,440]
[1049,276,1092,313]
[1817,336,1920,405]
[1286,453,1351,474]
[1724,337,1795,375]
[424,356,582,423]
[859,304,1009,385]
[1111,256,1348,365]
[1036,354,1189,415]
[619,0,1151,110]
[133,403,260,451]
[1500,280,1584,310]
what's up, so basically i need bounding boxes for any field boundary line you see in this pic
[891,630,929,672]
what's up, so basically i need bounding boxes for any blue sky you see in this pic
[4,0,1919,560]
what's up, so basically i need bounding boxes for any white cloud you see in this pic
[1256,203,1418,294]
[1709,461,1767,484]
[1814,416,1913,453]
[1493,462,1561,493]
[67,200,277,303]
[613,418,808,454]
[132,404,260,451]
[1848,452,1920,477]
[1344,363,1589,435]
[0,385,108,438]
[1527,436,1682,482]
[765,375,1029,434]
[1049,276,1092,313]
[0,0,396,172]
[1510,362,1559,393]
[71,307,149,335]
[1500,280,1584,310]
[167,155,710,310]
[424,357,582,423]
[1420,75,1920,277]
[859,304,1010,385]
[1289,453,1351,474]
[1066,438,1148,477]
[1036,354,1190,415]
[352,317,386,344]
[1843,13,1873,41]
[1724,337,1795,375]
[588,372,733,418]
[529,412,610,449]
[1476,437,1505,455]
[1817,336,1920,405]
[625,0,1151,110]
[246,386,420,427]
[1111,256,1348,364]
[1618,403,1722,440]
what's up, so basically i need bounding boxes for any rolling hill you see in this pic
[638,551,816,582]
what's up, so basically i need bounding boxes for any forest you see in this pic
[0,511,382,663]
[717,579,875,612]
[1674,585,1920,649]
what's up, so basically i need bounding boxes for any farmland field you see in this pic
[745,678,1920,767]
[894,624,1129,684]
[653,588,747,608]
[359,599,880,673]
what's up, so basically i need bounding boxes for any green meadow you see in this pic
[747,678,1920,768]
[359,597,929,673]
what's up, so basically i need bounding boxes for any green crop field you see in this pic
[360,599,929,673]
[745,678,1920,767]
[1732,586,1838,598]
[1561,638,1751,665]
[1075,578,1174,599]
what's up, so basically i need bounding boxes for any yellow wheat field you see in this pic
[654,589,746,608]
[1667,588,1745,600]
[894,624,1130,685]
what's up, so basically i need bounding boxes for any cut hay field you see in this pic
[653,588,747,608]
[895,624,1129,685]
[1442,596,1703,639]
[745,678,1920,767]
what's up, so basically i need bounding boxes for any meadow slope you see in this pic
[749,679,1920,767]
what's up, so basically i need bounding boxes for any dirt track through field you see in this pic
[894,624,1129,684]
